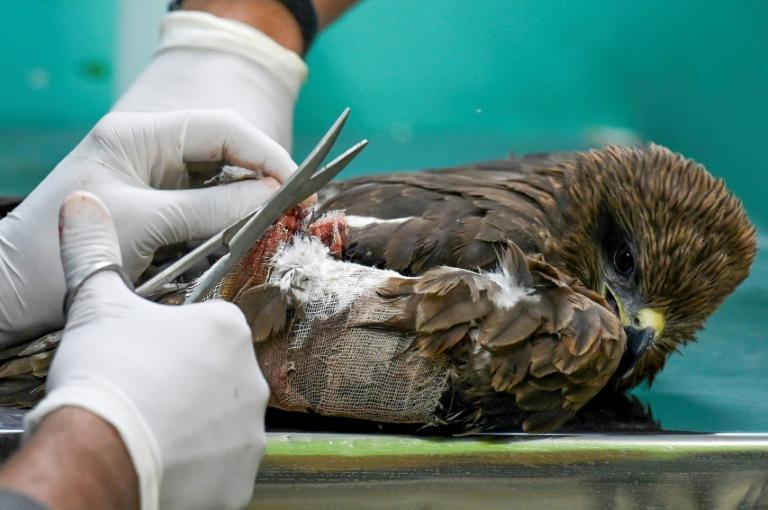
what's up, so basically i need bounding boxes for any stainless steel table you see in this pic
[1,407,765,509]
[249,432,768,509]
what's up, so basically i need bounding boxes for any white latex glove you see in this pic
[114,11,308,150]
[25,191,269,510]
[0,108,296,345]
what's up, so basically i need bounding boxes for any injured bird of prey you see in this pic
[0,144,756,433]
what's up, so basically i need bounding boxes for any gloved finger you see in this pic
[180,109,297,183]
[58,192,134,318]
[142,177,282,248]
[91,110,297,189]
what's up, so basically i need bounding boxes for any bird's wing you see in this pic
[234,283,289,343]
[0,332,59,407]
[318,156,572,274]
[379,241,626,432]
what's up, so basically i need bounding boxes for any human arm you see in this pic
[177,0,361,53]
[113,0,360,149]
[0,407,139,510]
[0,191,268,510]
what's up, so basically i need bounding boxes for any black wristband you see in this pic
[276,0,318,50]
[168,0,318,51]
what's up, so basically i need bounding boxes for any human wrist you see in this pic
[178,0,305,54]
[24,378,161,510]
[0,407,139,510]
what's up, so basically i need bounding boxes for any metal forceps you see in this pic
[135,108,367,303]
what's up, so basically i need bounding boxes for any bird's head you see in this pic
[553,144,756,389]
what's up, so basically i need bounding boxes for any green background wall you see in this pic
[0,0,766,431]
[298,1,768,225]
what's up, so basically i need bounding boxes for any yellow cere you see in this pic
[637,308,666,337]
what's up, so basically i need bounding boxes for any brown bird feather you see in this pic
[377,241,625,432]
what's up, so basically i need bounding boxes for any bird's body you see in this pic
[0,144,755,433]
[320,145,757,389]
[319,152,572,274]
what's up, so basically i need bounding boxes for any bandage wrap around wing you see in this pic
[204,209,451,423]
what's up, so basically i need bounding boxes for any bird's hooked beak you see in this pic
[603,285,666,380]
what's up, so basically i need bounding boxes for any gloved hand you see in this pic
[114,11,308,150]
[25,191,269,510]
[0,108,296,345]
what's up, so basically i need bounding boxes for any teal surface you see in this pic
[1,1,766,432]
[0,1,115,195]
[0,2,115,127]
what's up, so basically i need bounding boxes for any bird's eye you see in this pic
[613,244,635,277]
